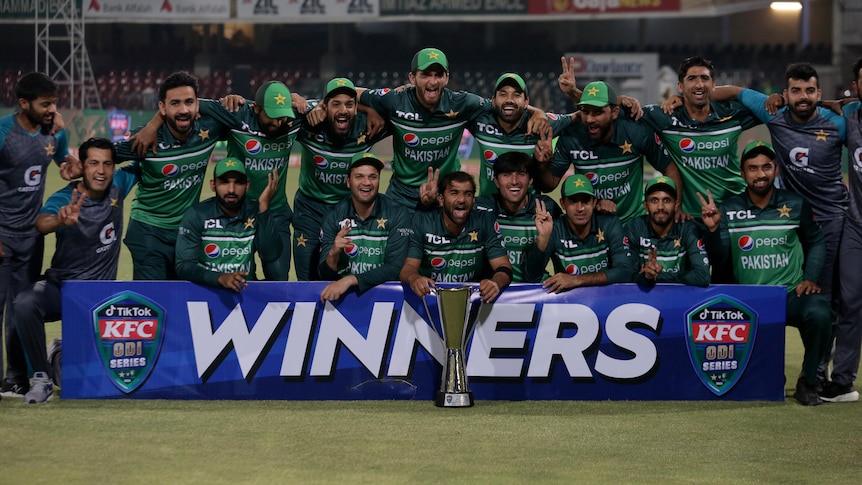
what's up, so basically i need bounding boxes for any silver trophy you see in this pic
[427,285,478,407]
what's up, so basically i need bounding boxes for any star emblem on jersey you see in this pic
[597,229,605,243]
[44,143,55,156]
[777,204,792,217]
[274,93,287,105]
[469,231,479,242]
[244,217,255,229]
[376,218,387,229]
[446,109,459,118]
[296,234,308,247]
[619,140,633,154]
[815,129,828,141]
[586,86,599,97]
[110,198,118,207]
[674,238,681,248]
[199,129,210,140]
[357,133,367,145]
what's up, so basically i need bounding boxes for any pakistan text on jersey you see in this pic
[681,155,730,170]
[404,146,451,163]
[164,175,203,191]
[595,183,632,200]
[205,262,253,273]
[246,158,287,171]
[741,253,790,270]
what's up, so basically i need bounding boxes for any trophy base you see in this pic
[435,391,474,408]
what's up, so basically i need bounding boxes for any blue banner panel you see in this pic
[62,282,786,401]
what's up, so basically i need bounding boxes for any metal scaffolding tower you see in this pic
[35,0,101,109]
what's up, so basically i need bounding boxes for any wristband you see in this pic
[493,266,513,288]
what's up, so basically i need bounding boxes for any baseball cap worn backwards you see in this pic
[214,157,247,179]
[255,81,295,119]
[412,48,449,72]
[740,140,776,162]
[562,174,596,198]
[324,77,357,100]
[495,73,528,97]
[645,175,678,199]
[579,81,617,108]
[350,152,385,172]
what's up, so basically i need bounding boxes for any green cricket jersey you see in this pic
[360,87,491,206]
[318,193,412,291]
[116,118,227,229]
[407,208,507,282]
[296,101,390,205]
[199,99,300,211]
[470,111,571,196]
[474,193,562,283]
[641,101,760,216]
[176,197,282,287]
[524,213,634,284]
[704,189,825,293]
[624,216,710,286]
[550,116,672,223]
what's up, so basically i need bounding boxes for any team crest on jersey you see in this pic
[484,150,498,164]
[204,243,221,258]
[92,291,166,394]
[679,138,696,153]
[162,164,180,177]
[245,139,262,155]
[737,236,754,251]
[685,295,757,396]
[373,88,391,96]
[403,133,420,147]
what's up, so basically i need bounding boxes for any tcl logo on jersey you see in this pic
[396,110,422,121]
[205,244,220,258]
[162,164,180,177]
[403,133,420,147]
[25,165,42,186]
[100,223,116,245]
[245,140,262,155]
[484,150,498,165]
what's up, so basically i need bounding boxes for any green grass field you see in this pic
[1,159,860,483]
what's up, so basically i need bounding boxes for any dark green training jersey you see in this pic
[624,216,710,287]
[296,101,390,205]
[406,208,507,283]
[550,116,672,224]
[361,87,491,205]
[704,189,825,293]
[176,198,282,287]
[116,117,227,229]
[474,193,562,283]
[524,213,634,284]
[318,193,412,292]
[641,101,760,216]
[200,99,300,211]
[470,111,571,196]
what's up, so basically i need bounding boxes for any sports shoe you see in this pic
[820,381,860,403]
[793,377,822,406]
[0,380,29,399]
[48,338,63,388]
[23,372,53,404]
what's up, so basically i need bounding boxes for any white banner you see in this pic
[84,0,230,19]
[236,0,379,21]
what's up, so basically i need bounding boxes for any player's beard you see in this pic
[24,106,52,132]
[789,100,816,121]
[649,209,673,230]
[167,113,194,137]
[217,192,244,213]
[495,104,524,125]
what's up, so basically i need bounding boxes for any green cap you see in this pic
[213,157,247,179]
[494,72,528,97]
[254,81,295,119]
[561,174,595,198]
[645,175,678,199]
[579,81,617,108]
[350,152,384,172]
[324,77,357,100]
[740,140,776,162]
[411,48,449,72]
